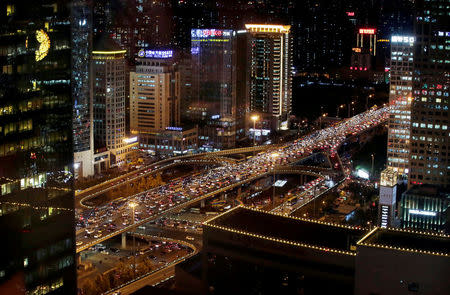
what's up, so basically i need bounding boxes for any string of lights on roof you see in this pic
[357,227,449,257]
[204,221,356,256]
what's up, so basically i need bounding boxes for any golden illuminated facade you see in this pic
[130,57,180,134]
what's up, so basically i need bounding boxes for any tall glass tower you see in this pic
[72,0,94,178]
[408,0,450,188]
[0,1,76,294]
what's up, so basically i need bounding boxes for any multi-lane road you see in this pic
[76,106,389,253]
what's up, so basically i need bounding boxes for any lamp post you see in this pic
[336,104,345,118]
[251,115,259,155]
[129,201,137,279]
[371,154,375,177]
[271,153,279,208]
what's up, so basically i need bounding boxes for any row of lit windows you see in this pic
[0,131,66,157]
[412,123,447,129]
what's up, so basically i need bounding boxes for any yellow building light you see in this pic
[245,24,291,33]
[35,30,50,61]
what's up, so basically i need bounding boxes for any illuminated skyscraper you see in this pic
[386,35,415,175]
[190,29,237,150]
[0,1,76,294]
[92,37,137,169]
[245,24,292,131]
[408,0,449,188]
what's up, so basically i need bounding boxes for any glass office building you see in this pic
[0,1,76,294]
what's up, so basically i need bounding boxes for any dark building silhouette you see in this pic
[0,1,76,294]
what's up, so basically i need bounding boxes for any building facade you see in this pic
[378,168,399,228]
[130,53,180,135]
[0,1,76,293]
[399,185,449,233]
[92,38,136,169]
[190,29,238,151]
[408,0,450,188]
[139,126,198,156]
[387,35,415,175]
[73,0,94,179]
[245,24,293,131]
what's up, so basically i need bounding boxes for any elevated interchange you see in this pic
[76,106,390,253]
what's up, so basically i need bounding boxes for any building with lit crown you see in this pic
[378,168,399,228]
[387,35,415,175]
[244,24,292,131]
[92,36,136,170]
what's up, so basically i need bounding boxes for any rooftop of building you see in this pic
[404,184,450,198]
[204,206,366,253]
[93,33,124,53]
[358,227,450,257]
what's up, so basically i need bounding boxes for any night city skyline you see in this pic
[1,1,449,295]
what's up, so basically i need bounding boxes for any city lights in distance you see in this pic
[391,36,415,43]
[409,209,437,217]
[191,29,232,38]
[359,28,376,35]
[138,49,173,58]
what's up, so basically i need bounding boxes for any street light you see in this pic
[251,115,259,155]
[371,154,375,177]
[271,153,279,207]
[129,201,137,279]
[336,104,345,118]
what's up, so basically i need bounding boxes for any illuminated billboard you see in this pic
[191,29,232,38]
[137,49,173,58]
[359,28,376,35]
[391,36,415,43]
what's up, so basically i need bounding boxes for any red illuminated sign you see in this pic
[359,28,376,35]
[346,12,355,17]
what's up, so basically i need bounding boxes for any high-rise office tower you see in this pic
[130,51,180,135]
[191,29,234,121]
[73,0,94,178]
[93,37,126,151]
[408,0,450,188]
[0,1,76,294]
[92,37,136,169]
[245,24,293,131]
[386,35,415,175]
[190,29,237,150]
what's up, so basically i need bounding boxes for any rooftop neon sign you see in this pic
[138,49,173,58]
[391,36,415,43]
[359,28,376,35]
[191,29,232,38]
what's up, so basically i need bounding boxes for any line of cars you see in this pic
[75,106,390,248]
